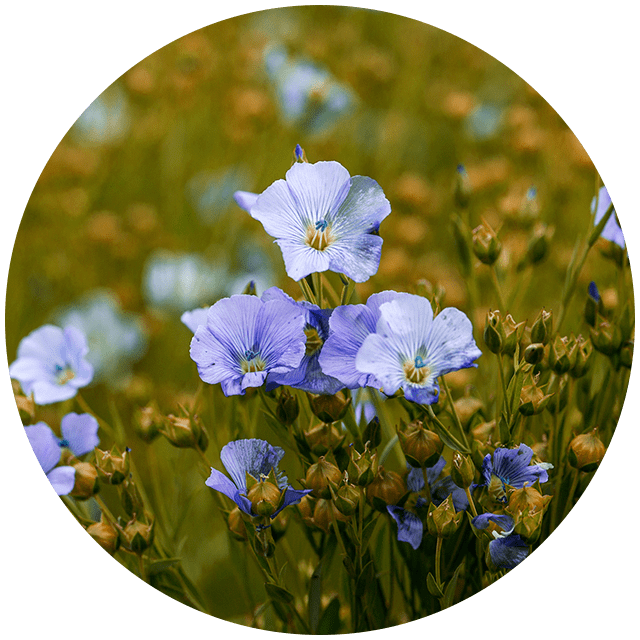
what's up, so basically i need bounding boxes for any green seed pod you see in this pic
[531,309,553,345]
[426,495,463,538]
[305,457,342,499]
[484,310,505,354]
[568,429,606,472]
[472,221,502,266]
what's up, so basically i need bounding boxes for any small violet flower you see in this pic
[205,438,311,519]
[592,186,624,249]
[189,293,307,396]
[234,153,391,282]
[25,413,100,495]
[471,512,529,569]
[9,325,94,405]
[354,294,482,404]
[387,457,468,550]
[261,286,344,395]
[481,443,553,503]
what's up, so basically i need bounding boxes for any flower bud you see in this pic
[304,422,346,456]
[241,280,258,296]
[545,375,568,414]
[334,483,360,516]
[123,516,154,554]
[549,335,577,375]
[276,390,299,426]
[568,429,606,472]
[70,462,100,500]
[133,405,161,442]
[451,213,472,274]
[524,222,554,266]
[518,186,539,226]
[569,336,593,378]
[472,221,502,265]
[161,411,209,451]
[120,477,145,518]
[426,495,463,538]
[247,477,282,517]
[227,507,247,541]
[305,457,342,498]
[508,484,551,515]
[367,468,405,510]
[450,453,475,489]
[484,310,505,354]
[454,164,472,209]
[308,392,351,424]
[519,373,552,416]
[397,420,443,468]
[313,498,349,533]
[96,445,130,485]
[348,447,377,486]
[501,315,526,357]
[584,282,602,328]
[524,342,545,365]
[512,509,544,543]
[530,309,553,345]
[590,316,622,356]
[86,515,121,555]
[620,340,633,369]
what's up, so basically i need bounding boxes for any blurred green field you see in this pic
[6,6,632,629]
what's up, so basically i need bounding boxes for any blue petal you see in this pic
[47,466,76,496]
[234,191,259,213]
[325,233,383,283]
[472,512,514,534]
[489,535,529,569]
[431,475,469,511]
[60,412,100,457]
[387,505,423,550]
[63,326,94,388]
[205,467,242,503]
[30,379,80,405]
[332,175,391,235]
[491,444,550,487]
[220,439,285,493]
[25,423,61,474]
[593,186,624,248]
[181,307,210,333]
[273,487,313,517]
[406,457,446,493]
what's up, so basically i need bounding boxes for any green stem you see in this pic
[490,266,507,311]
[435,535,443,587]
[312,272,324,308]
[465,487,478,517]
[298,278,317,305]
[497,354,510,422]
[440,375,469,449]
[562,470,581,520]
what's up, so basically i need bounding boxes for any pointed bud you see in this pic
[523,222,554,266]
[227,506,248,541]
[545,374,568,414]
[508,484,552,515]
[620,340,633,369]
[134,405,161,443]
[590,315,622,356]
[472,221,502,265]
[397,420,443,468]
[519,372,552,416]
[96,445,130,485]
[569,336,593,378]
[450,452,475,489]
[304,422,346,456]
[308,392,351,424]
[294,144,307,163]
[367,468,405,510]
[518,186,539,226]
[275,390,299,426]
[426,495,463,538]
[501,314,526,357]
[120,477,145,518]
[86,515,121,555]
[484,310,505,354]
[334,482,359,516]
[161,409,208,451]
[568,429,606,472]
[549,335,577,375]
[512,508,544,543]
[584,282,602,328]
[70,462,100,500]
[531,309,553,345]
[305,457,342,498]
[241,280,257,296]
[348,447,377,487]
[123,516,154,554]
[454,164,471,209]
[451,213,472,274]
[247,478,282,517]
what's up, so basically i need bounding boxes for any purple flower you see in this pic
[471,513,529,569]
[592,186,624,248]
[388,456,468,550]
[260,287,344,395]
[205,439,311,518]
[319,291,412,390]
[9,325,94,405]
[189,294,307,396]
[481,444,553,503]
[233,158,391,282]
[355,294,482,404]
[25,413,99,495]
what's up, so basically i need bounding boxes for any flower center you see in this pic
[55,364,76,385]
[58,438,70,449]
[488,474,508,503]
[305,219,335,251]
[403,355,430,385]
[241,349,266,374]
[304,326,323,356]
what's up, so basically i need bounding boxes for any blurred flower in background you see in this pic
[187,165,253,225]
[465,103,504,141]
[143,250,226,313]
[592,186,625,248]
[56,290,148,387]
[70,83,131,146]
[264,43,357,138]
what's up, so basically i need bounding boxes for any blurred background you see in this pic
[5,5,627,626]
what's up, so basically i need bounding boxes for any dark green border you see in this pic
[0,0,640,640]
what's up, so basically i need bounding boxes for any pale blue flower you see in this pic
[25,414,99,495]
[234,158,391,282]
[355,294,482,404]
[56,290,147,385]
[9,325,94,405]
[71,84,130,146]
[471,512,529,569]
[189,293,307,396]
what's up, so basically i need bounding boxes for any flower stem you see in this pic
[490,266,507,311]
[440,375,469,449]
[435,535,443,588]
[465,488,478,517]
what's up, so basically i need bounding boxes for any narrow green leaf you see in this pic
[264,582,294,604]
[443,561,465,609]
[426,572,444,598]
[317,597,341,635]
